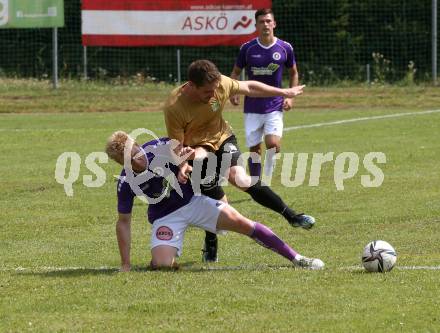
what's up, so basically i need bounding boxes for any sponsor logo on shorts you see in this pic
[202,174,217,185]
[156,226,173,241]
[224,143,238,153]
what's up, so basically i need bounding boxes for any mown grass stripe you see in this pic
[284,109,440,131]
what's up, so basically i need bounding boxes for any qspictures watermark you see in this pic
[54,128,386,198]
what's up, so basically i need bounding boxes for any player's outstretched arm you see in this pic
[116,213,132,272]
[237,80,305,99]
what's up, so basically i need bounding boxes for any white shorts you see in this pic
[244,111,284,148]
[150,196,226,256]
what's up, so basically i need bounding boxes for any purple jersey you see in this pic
[235,38,295,114]
[117,138,194,223]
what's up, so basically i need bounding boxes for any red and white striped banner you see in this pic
[82,0,271,46]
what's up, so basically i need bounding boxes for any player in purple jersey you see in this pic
[115,137,194,224]
[230,8,299,179]
[105,130,324,272]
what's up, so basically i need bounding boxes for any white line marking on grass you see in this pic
[343,265,440,271]
[2,265,440,273]
[284,109,440,132]
[1,109,439,133]
[0,266,116,272]
[396,266,440,271]
[0,128,127,133]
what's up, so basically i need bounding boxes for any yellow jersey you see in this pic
[163,75,239,151]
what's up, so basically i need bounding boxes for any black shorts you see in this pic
[190,135,242,200]
[215,135,242,169]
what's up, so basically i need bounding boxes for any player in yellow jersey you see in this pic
[163,60,313,262]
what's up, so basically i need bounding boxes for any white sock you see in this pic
[262,148,278,184]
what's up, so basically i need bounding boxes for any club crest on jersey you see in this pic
[210,99,220,112]
[272,52,281,60]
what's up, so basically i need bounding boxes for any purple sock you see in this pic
[248,157,261,178]
[250,222,298,262]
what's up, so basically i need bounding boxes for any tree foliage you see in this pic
[0,0,435,84]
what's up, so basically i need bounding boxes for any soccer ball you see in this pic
[362,240,397,272]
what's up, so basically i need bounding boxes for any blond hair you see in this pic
[105,131,135,165]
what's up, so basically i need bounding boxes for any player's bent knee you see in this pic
[150,257,178,270]
[266,143,281,153]
[228,166,252,189]
[150,245,178,270]
[217,206,254,236]
[250,146,262,155]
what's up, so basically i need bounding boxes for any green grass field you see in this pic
[1,80,440,332]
